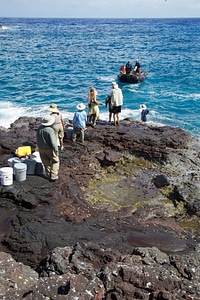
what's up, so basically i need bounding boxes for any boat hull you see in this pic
[118,71,147,84]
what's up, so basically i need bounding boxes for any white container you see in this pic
[30,152,42,162]
[7,157,21,175]
[14,163,27,181]
[0,167,13,186]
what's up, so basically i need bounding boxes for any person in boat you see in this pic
[140,104,149,122]
[119,65,126,74]
[110,82,123,126]
[125,61,132,74]
[134,59,141,74]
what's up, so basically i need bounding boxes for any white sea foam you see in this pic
[0,101,26,128]
[0,101,74,128]
[99,75,116,82]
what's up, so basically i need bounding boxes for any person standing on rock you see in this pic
[72,103,87,143]
[110,82,123,126]
[47,104,65,151]
[105,94,113,124]
[140,104,149,122]
[36,115,60,182]
[87,87,100,126]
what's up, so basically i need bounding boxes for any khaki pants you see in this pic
[39,148,59,179]
[72,126,85,143]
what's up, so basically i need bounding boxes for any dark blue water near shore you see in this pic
[0,18,199,137]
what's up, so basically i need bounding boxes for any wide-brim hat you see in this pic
[76,103,86,110]
[140,104,147,110]
[42,115,55,126]
[112,82,118,89]
[48,104,59,113]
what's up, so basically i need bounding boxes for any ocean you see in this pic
[0,18,199,138]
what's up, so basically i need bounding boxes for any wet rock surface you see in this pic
[0,117,200,299]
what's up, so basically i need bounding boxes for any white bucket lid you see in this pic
[14,163,27,170]
[0,167,13,174]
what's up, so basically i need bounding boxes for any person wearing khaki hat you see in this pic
[48,104,65,151]
[36,115,60,182]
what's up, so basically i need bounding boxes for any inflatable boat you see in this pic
[118,70,147,84]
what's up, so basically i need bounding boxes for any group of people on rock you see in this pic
[36,79,148,183]
[120,59,141,75]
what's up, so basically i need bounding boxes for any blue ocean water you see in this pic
[0,18,199,138]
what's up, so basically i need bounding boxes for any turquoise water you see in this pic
[0,18,199,137]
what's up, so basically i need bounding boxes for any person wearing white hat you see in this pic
[134,59,141,74]
[48,104,65,151]
[72,103,87,143]
[36,115,60,182]
[110,82,123,126]
[140,104,149,122]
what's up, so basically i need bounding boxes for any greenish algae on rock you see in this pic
[85,155,174,213]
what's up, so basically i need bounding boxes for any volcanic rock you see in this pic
[0,117,200,299]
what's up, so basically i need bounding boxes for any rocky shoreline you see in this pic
[0,117,200,299]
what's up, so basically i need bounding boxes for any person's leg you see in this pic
[95,107,99,125]
[59,138,63,150]
[91,114,95,125]
[80,128,85,143]
[116,113,120,125]
[113,113,117,126]
[87,114,91,123]
[39,148,51,178]
[109,112,112,122]
[93,115,97,125]
[72,126,78,142]
[58,126,64,150]
[50,150,60,180]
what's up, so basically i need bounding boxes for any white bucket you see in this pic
[7,157,21,174]
[14,163,27,182]
[0,167,13,186]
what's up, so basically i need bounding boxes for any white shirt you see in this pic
[111,87,123,107]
